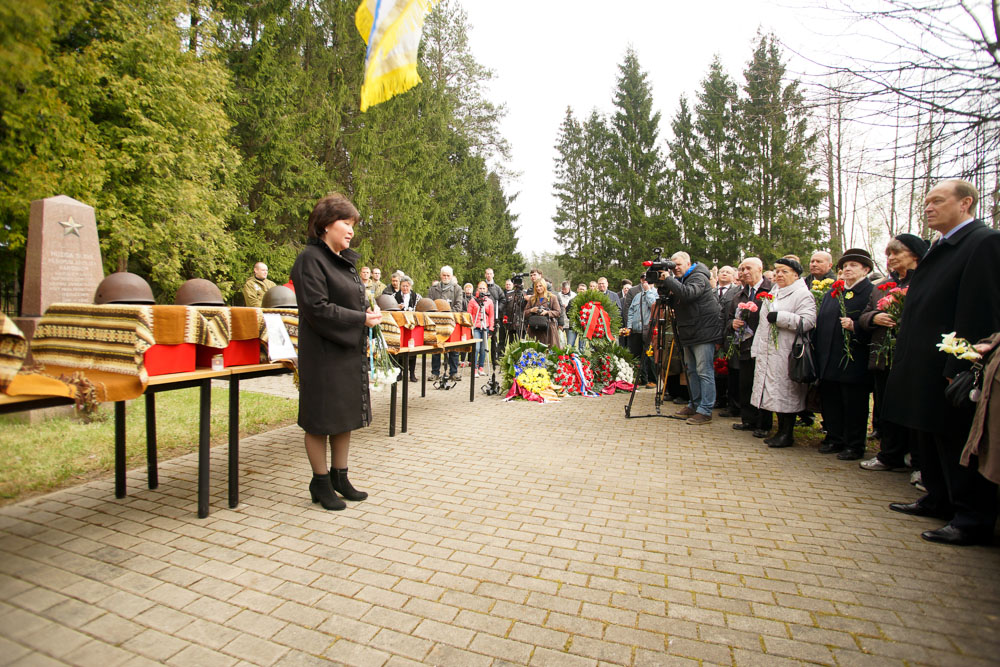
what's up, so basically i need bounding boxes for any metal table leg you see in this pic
[401,353,409,433]
[115,401,126,498]
[145,393,158,488]
[198,378,211,518]
[228,374,239,508]
[389,381,397,437]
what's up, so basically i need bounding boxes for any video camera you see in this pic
[642,248,676,285]
[510,271,529,286]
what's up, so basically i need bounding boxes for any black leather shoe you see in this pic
[818,441,843,454]
[921,525,992,546]
[836,449,865,461]
[888,502,951,519]
[732,423,755,431]
[719,409,740,418]
[672,396,688,405]
[752,429,770,438]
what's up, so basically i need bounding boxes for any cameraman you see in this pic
[657,251,722,425]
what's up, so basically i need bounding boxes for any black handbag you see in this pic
[944,362,984,408]
[527,314,550,331]
[788,319,818,384]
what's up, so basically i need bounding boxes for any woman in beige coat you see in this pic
[751,258,817,448]
[961,333,1000,484]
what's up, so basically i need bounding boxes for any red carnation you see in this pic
[877,281,897,292]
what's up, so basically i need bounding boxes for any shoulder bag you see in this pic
[788,318,818,384]
[944,361,984,408]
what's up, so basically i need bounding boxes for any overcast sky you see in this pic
[459,1,865,259]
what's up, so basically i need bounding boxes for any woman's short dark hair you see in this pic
[308,193,360,240]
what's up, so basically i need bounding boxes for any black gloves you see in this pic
[766,311,778,324]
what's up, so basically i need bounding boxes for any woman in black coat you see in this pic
[814,248,875,460]
[856,234,927,472]
[290,193,382,511]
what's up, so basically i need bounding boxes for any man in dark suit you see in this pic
[883,179,1000,546]
[713,266,741,412]
[727,258,773,434]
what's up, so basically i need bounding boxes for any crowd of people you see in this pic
[651,178,998,547]
[278,182,999,547]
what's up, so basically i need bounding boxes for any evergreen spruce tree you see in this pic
[739,35,823,263]
[694,56,746,266]
[552,107,588,280]
[664,96,701,257]
[605,48,667,280]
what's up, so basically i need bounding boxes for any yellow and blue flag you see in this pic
[355,0,439,112]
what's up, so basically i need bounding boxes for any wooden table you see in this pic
[389,338,479,436]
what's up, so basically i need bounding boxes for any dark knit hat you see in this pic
[894,233,929,260]
[774,257,803,276]
[837,248,874,271]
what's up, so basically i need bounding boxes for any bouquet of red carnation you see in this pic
[552,354,594,395]
[873,285,907,367]
[829,280,854,365]
[713,356,728,376]
[592,354,613,386]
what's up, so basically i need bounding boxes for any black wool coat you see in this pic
[291,240,371,435]
[883,220,1000,434]
[814,277,873,384]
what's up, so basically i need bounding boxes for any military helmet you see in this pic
[261,285,297,309]
[415,297,437,312]
[175,278,225,306]
[433,298,451,313]
[375,294,401,311]
[94,272,155,305]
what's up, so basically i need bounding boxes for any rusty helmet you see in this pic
[375,294,401,311]
[433,298,451,312]
[93,272,155,305]
[261,285,297,309]
[415,297,437,312]
[175,278,225,306]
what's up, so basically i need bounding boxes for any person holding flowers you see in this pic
[813,248,875,461]
[727,258,773,436]
[750,258,816,448]
[291,193,382,511]
[857,234,928,473]
[883,179,1000,546]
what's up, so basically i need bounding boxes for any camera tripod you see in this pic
[625,299,676,418]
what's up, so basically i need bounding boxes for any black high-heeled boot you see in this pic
[309,473,346,510]
[332,468,368,501]
[767,413,795,448]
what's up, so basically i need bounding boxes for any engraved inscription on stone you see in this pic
[21,195,105,317]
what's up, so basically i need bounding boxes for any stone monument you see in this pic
[15,195,104,341]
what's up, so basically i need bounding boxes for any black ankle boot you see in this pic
[309,474,346,510]
[768,413,795,448]
[331,468,368,501]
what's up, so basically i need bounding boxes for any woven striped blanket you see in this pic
[0,314,27,391]
[31,304,155,381]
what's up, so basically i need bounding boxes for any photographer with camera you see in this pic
[654,251,723,425]
[523,278,561,346]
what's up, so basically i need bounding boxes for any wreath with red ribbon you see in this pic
[566,289,622,341]
[552,354,593,394]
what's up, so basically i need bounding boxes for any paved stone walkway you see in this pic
[2,376,999,666]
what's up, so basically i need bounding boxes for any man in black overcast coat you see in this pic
[883,179,1000,546]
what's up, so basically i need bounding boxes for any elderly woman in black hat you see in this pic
[750,257,817,448]
[857,233,929,473]
[815,248,876,460]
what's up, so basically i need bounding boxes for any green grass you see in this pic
[0,388,297,503]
